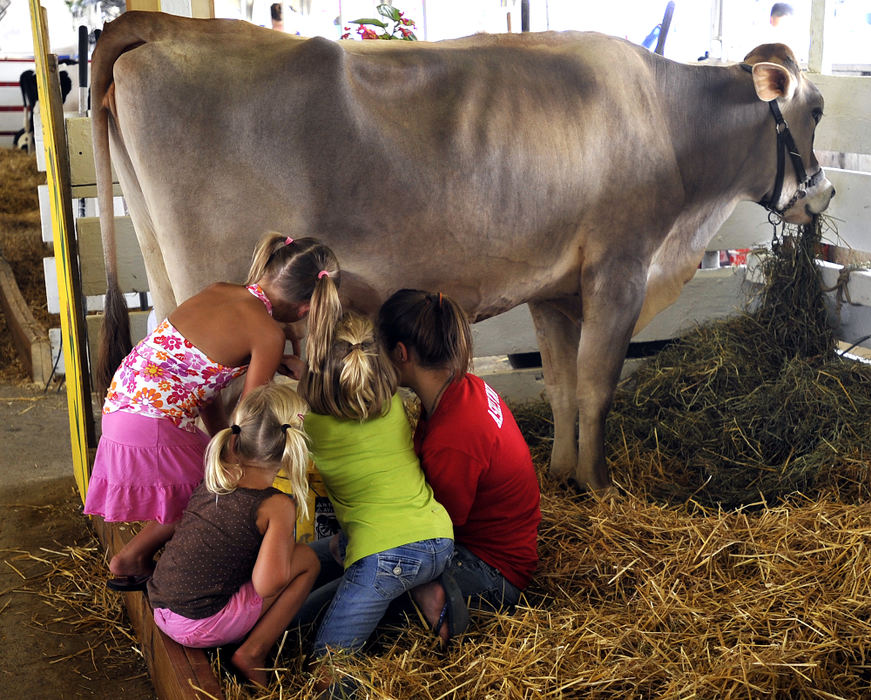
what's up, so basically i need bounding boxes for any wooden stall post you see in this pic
[28,0,96,503]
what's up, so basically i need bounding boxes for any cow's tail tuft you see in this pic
[96,283,131,397]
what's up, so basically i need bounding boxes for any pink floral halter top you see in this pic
[103,284,273,432]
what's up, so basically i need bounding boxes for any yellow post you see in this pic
[29,2,97,503]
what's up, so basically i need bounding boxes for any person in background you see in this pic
[770,3,794,29]
[147,383,320,689]
[297,273,458,661]
[271,3,284,32]
[377,289,542,647]
[84,232,339,591]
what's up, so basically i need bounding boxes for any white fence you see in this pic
[39,69,871,402]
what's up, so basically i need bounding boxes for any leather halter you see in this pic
[741,63,819,220]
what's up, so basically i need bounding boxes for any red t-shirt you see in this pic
[413,374,541,590]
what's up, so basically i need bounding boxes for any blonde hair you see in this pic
[300,302,398,421]
[204,383,311,522]
[245,232,340,306]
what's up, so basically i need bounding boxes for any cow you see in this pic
[90,11,834,491]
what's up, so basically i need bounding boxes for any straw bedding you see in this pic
[7,195,870,697]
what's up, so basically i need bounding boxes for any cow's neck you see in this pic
[656,60,772,210]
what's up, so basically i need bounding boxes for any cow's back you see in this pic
[105,23,684,319]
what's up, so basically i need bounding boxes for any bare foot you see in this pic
[410,580,448,645]
[230,646,269,688]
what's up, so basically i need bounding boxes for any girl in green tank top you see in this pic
[298,273,456,660]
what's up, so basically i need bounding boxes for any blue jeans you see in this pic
[448,544,522,611]
[312,535,453,654]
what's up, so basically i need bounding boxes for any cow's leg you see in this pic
[575,262,646,490]
[528,300,581,482]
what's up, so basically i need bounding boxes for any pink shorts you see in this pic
[152,581,263,648]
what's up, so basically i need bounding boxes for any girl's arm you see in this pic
[240,322,287,398]
[251,493,298,600]
[199,397,228,436]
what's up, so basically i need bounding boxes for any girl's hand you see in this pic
[278,354,305,380]
[283,320,305,357]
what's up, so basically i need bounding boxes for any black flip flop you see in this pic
[106,574,151,592]
[433,570,469,648]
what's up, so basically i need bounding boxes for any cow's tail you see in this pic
[90,14,157,397]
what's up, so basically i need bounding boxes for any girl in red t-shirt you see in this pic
[377,289,541,647]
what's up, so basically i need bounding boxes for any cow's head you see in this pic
[744,44,835,224]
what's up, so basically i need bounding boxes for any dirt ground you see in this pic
[0,149,155,698]
[0,381,156,699]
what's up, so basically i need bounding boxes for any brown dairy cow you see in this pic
[91,12,834,490]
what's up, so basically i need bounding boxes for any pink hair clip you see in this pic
[297,413,305,422]
[318,270,329,279]
[285,237,294,245]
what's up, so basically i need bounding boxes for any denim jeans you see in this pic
[448,544,522,612]
[312,535,453,654]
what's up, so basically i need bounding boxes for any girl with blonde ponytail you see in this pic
[85,231,338,593]
[147,383,320,689]
[296,288,458,660]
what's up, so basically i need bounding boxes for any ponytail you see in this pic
[202,383,311,522]
[204,428,245,495]
[377,289,473,377]
[300,311,397,421]
[279,421,310,523]
[305,272,342,373]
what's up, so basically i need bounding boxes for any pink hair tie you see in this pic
[318,270,329,279]
[285,237,294,245]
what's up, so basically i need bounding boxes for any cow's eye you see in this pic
[812,108,823,125]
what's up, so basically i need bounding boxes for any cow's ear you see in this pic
[751,61,796,102]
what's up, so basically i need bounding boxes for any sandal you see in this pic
[106,573,151,592]
[432,570,469,649]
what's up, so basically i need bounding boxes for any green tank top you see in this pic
[304,394,453,568]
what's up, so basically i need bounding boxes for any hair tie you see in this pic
[438,292,443,308]
[280,423,291,434]
[285,237,294,246]
[318,270,329,279]
[230,424,241,434]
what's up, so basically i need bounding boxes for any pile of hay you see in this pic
[0,148,53,381]
[609,219,871,509]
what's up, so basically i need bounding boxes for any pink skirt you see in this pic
[84,411,210,524]
[153,581,263,648]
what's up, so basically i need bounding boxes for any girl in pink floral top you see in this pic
[84,232,340,591]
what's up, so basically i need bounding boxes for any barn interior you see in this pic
[2,1,871,698]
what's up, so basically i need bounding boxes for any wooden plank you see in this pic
[0,255,52,384]
[634,266,749,343]
[49,310,150,377]
[708,201,776,251]
[470,267,751,359]
[66,116,109,188]
[29,2,96,503]
[91,518,225,700]
[810,74,871,156]
[76,216,150,295]
[472,306,538,357]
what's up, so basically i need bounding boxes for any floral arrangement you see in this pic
[341,3,418,41]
